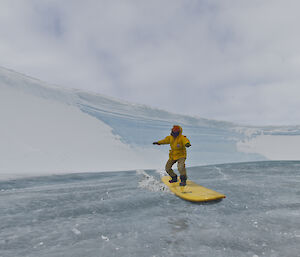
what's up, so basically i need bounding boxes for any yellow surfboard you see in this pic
[161,176,226,202]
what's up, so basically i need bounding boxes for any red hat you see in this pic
[172,125,180,133]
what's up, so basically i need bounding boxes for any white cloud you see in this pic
[1,0,300,125]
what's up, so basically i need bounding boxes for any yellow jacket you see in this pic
[157,126,191,160]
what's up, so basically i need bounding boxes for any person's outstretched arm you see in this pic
[153,136,171,145]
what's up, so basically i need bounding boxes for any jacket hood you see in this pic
[171,125,182,136]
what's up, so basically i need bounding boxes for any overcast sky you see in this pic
[1,0,300,126]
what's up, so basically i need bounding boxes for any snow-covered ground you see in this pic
[1,66,300,179]
[1,161,299,257]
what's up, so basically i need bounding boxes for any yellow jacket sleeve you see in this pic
[157,136,171,145]
[182,136,190,146]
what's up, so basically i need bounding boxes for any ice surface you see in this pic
[0,161,299,257]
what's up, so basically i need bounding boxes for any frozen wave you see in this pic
[2,66,300,178]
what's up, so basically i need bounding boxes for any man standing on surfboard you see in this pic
[153,125,191,186]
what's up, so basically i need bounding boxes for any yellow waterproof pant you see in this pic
[165,158,187,177]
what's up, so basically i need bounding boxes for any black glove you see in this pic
[153,142,160,145]
[185,143,191,148]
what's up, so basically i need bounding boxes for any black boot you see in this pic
[169,175,178,183]
[179,175,187,186]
